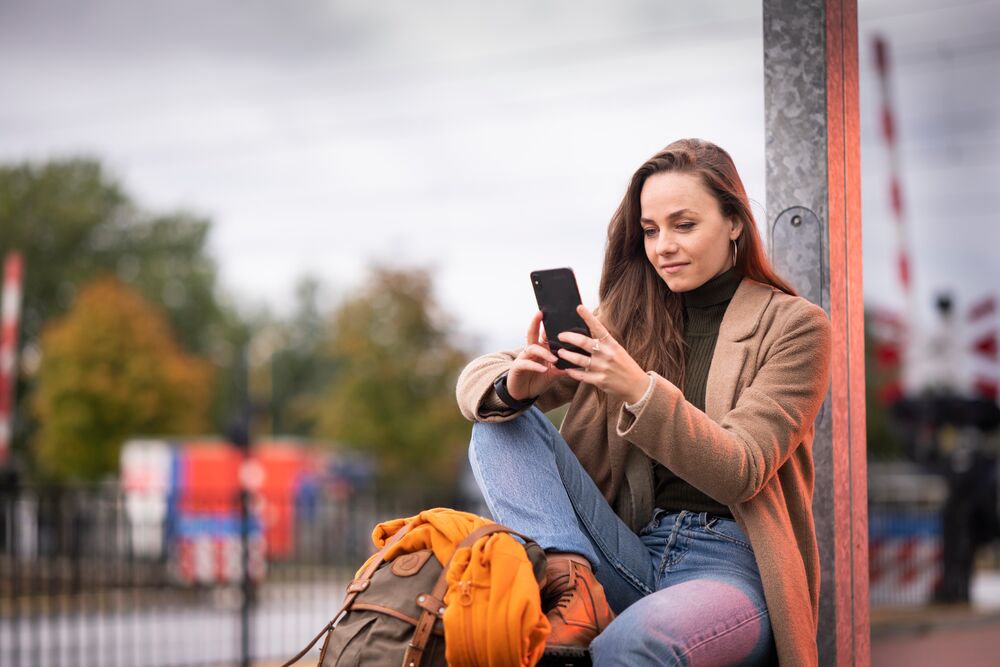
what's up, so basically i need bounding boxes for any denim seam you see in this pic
[657,511,690,581]
[677,608,769,664]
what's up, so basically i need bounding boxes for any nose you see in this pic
[656,231,678,255]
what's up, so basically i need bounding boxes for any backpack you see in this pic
[283,510,549,667]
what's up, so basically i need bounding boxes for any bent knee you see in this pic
[589,583,774,666]
[590,618,686,666]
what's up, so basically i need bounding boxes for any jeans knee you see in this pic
[590,616,684,667]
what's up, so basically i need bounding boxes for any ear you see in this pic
[728,217,744,241]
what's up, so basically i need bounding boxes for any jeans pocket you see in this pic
[703,516,754,553]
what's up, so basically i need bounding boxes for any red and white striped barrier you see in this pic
[174,533,267,586]
[873,36,914,309]
[869,533,943,606]
[0,251,24,466]
[967,295,999,400]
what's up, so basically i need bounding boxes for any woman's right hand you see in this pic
[505,311,568,401]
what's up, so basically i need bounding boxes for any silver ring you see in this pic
[591,340,600,353]
[586,356,593,371]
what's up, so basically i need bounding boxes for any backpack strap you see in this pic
[281,521,415,667]
[400,523,530,667]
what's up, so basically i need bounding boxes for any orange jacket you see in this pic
[362,508,550,667]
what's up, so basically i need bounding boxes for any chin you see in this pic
[662,275,691,293]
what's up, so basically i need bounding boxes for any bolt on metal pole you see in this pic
[763,0,870,665]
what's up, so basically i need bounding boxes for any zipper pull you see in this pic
[458,579,473,607]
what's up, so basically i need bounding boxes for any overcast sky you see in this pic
[2,0,998,358]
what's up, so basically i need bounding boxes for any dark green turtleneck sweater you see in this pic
[652,266,741,517]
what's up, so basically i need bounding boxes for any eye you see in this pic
[642,227,657,238]
[676,221,695,231]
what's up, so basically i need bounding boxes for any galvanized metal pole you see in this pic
[762,0,870,665]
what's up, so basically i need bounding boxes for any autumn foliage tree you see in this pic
[33,277,214,482]
[314,268,471,492]
[1,158,243,465]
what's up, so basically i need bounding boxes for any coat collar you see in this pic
[718,278,776,342]
[705,278,775,420]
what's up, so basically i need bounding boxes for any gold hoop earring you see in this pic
[732,239,738,267]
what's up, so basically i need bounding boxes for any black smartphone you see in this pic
[530,267,591,370]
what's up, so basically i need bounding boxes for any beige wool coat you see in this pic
[456,278,832,666]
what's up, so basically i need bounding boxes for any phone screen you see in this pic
[530,267,591,370]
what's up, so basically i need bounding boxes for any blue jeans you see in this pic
[469,407,777,666]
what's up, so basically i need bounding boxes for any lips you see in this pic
[661,263,688,274]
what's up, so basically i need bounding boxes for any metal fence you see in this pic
[868,462,948,607]
[0,482,450,667]
[4,463,993,665]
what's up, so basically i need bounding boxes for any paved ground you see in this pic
[870,570,1000,666]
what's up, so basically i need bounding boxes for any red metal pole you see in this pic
[828,2,870,664]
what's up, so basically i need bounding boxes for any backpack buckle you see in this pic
[346,579,370,594]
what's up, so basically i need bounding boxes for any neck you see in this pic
[682,267,741,309]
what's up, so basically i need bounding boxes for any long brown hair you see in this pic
[599,138,797,385]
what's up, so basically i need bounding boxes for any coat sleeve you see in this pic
[615,301,832,505]
[455,349,579,422]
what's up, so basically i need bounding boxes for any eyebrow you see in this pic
[640,208,699,224]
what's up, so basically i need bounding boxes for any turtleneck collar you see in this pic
[682,266,742,309]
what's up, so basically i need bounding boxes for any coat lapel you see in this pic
[705,279,774,421]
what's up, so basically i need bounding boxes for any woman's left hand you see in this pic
[557,305,651,405]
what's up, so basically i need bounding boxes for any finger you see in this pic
[512,359,549,374]
[564,366,593,384]
[556,330,593,348]
[526,311,544,346]
[575,305,610,340]
[523,343,558,364]
[557,348,595,369]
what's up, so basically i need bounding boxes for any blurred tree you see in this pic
[865,308,904,460]
[266,276,339,437]
[0,158,243,464]
[32,277,214,482]
[313,267,470,490]
[0,159,126,344]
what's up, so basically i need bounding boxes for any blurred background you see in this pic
[0,0,998,665]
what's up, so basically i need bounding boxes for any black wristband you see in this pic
[493,372,537,411]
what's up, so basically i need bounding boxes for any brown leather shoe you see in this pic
[541,553,615,651]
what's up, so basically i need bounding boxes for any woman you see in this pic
[456,138,831,666]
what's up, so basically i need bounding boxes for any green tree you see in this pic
[313,268,471,491]
[268,276,339,437]
[865,308,904,460]
[0,158,243,463]
[33,277,214,482]
[0,159,126,344]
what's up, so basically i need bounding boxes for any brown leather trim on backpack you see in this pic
[281,522,416,667]
[392,550,434,577]
[400,524,527,667]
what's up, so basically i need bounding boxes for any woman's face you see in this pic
[639,171,743,293]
